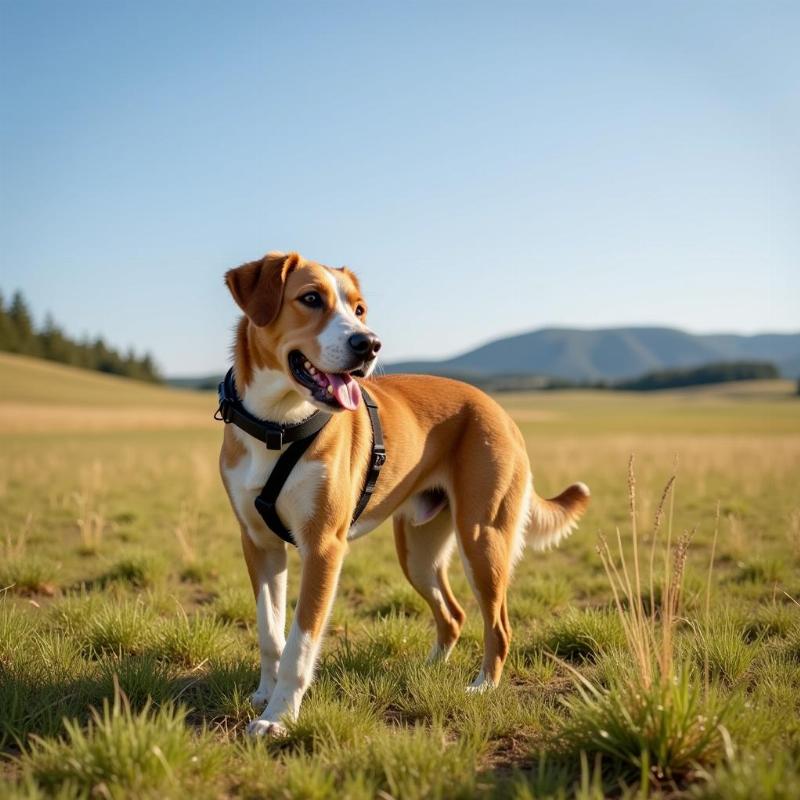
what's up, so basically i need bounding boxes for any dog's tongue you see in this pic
[327,373,361,411]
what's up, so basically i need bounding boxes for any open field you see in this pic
[1,352,799,798]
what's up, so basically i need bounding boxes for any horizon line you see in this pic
[166,322,800,378]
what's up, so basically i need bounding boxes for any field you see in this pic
[1,351,799,799]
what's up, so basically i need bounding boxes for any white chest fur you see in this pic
[223,426,327,551]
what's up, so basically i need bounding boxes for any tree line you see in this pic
[615,360,779,391]
[0,290,161,383]
[428,360,782,393]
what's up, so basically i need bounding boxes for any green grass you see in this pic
[558,666,728,784]
[210,585,256,627]
[1,360,799,797]
[690,613,760,687]
[538,608,626,663]
[19,691,212,797]
[0,558,57,596]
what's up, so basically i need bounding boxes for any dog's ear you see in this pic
[225,252,299,327]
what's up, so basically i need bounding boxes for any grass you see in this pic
[689,750,800,799]
[1,356,799,797]
[552,461,729,789]
[211,585,256,627]
[156,608,234,667]
[538,608,625,662]
[20,689,209,796]
[558,667,728,785]
[690,613,760,687]
[62,596,159,658]
[93,552,167,590]
[0,558,57,597]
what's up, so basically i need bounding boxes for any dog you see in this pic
[219,251,590,736]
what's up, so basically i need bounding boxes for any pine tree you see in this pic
[8,291,40,355]
[140,353,160,382]
[0,291,19,351]
[40,313,70,363]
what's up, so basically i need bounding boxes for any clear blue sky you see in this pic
[1,1,798,376]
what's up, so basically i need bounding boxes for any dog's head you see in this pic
[225,252,381,412]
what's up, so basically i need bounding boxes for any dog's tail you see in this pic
[526,481,591,551]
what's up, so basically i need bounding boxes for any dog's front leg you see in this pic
[241,529,288,708]
[247,535,345,737]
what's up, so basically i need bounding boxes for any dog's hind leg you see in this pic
[393,508,465,662]
[241,528,288,708]
[454,518,514,690]
[452,464,529,691]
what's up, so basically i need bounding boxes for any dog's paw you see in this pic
[250,688,272,709]
[247,718,288,738]
[426,642,456,665]
[466,672,495,694]
[425,645,444,665]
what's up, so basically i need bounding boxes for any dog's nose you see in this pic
[348,332,382,358]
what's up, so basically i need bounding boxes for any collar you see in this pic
[216,368,331,450]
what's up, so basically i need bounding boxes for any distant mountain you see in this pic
[386,327,800,382]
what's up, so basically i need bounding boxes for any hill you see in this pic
[386,326,800,382]
[0,352,214,433]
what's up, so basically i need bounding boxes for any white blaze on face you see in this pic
[316,269,370,372]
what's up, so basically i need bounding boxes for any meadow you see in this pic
[1,352,799,799]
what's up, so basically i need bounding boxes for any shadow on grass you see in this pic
[0,653,261,751]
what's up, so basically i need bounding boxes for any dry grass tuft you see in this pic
[558,457,729,788]
[72,462,106,554]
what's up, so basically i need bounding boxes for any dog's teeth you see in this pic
[309,367,317,375]
[326,385,333,394]
[304,361,311,369]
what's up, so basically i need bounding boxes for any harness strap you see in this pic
[351,387,386,523]
[254,386,385,546]
[216,373,385,547]
[254,431,322,546]
[217,368,330,450]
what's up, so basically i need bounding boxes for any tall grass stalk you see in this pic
[596,457,690,690]
[173,501,198,566]
[72,462,106,553]
[4,511,35,561]
[558,457,728,788]
[703,503,721,696]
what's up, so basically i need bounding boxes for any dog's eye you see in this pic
[299,292,322,308]
[355,305,365,317]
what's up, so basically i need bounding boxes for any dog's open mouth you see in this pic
[288,350,363,411]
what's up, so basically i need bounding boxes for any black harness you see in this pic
[216,368,385,546]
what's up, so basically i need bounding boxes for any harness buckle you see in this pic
[265,429,283,450]
[372,446,386,470]
[216,399,234,423]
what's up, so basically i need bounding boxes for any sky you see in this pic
[1,1,798,376]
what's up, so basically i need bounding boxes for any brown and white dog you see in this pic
[219,251,590,736]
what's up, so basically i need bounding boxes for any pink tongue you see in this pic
[327,373,361,411]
